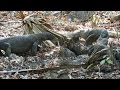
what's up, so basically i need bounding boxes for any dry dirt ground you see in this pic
[0,11,120,79]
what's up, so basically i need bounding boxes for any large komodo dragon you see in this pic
[72,29,109,46]
[65,29,120,56]
[0,32,58,56]
[71,29,120,46]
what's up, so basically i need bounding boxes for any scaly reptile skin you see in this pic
[0,32,57,56]
[71,29,109,46]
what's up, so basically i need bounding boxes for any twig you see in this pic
[0,65,83,75]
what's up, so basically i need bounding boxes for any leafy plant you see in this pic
[100,55,113,65]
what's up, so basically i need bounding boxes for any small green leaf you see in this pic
[107,60,113,64]
[100,60,106,65]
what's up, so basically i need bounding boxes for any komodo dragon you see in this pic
[73,29,109,46]
[70,29,120,46]
[0,32,57,56]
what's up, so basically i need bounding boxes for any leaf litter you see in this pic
[0,11,120,79]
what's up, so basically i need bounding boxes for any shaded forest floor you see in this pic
[0,11,120,79]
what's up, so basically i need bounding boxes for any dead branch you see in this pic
[0,65,83,75]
